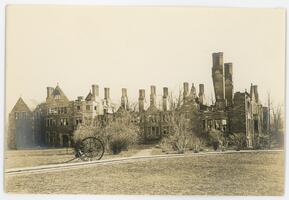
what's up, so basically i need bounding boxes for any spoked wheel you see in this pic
[78,137,105,161]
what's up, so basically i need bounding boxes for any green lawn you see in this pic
[5,151,284,195]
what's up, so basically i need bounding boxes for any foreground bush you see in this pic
[207,129,226,151]
[105,111,139,154]
[228,132,246,150]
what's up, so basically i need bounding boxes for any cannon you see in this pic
[74,137,105,161]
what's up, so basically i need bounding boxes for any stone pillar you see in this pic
[150,85,156,107]
[121,88,129,110]
[139,89,145,112]
[162,87,169,111]
[224,63,233,106]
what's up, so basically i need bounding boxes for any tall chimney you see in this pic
[121,88,128,110]
[212,52,225,109]
[253,85,259,103]
[46,87,54,99]
[250,83,254,99]
[199,84,205,105]
[139,89,145,112]
[224,63,233,106]
[104,88,110,100]
[183,82,189,101]
[190,83,196,98]
[150,85,156,107]
[163,87,169,111]
[92,84,99,99]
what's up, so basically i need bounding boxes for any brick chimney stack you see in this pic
[91,84,99,99]
[224,63,233,106]
[150,85,156,107]
[104,88,110,100]
[253,85,259,103]
[212,52,226,109]
[121,88,129,110]
[183,82,189,101]
[190,83,197,98]
[46,87,54,99]
[198,84,205,105]
[162,87,169,111]
[139,89,145,112]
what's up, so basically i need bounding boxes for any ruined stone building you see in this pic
[7,52,269,149]
[8,84,116,149]
[136,52,269,147]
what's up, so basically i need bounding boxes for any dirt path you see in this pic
[133,148,153,157]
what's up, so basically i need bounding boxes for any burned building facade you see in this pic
[8,52,269,149]
[8,84,116,149]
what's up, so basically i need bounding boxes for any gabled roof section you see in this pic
[11,97,32,113]
[85,91,93,101]
[52,85,69,101]
[146,105,159,113]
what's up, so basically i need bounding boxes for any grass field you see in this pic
[5,151,284,195]
[4,147,141,169]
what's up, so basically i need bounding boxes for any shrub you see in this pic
[160,111,203,154]
[104,111,139,154]
[228,132,246,150]
[208,129,225,151]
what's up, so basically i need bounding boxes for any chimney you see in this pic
[121,88,128,110]
[46,87,54,99]
[250,83,254,99]
[183,82,189,101]
[224,63,233,106]
[104,88,110,100]
[77,96,83,101]
[92,84,99,98]
[163,87,169,111]
[253,85,259,103]
[190,83,196,98]
[212,52,225,102]
[139,89,145,112]
[199,84,205,105]
[150,85,156,107]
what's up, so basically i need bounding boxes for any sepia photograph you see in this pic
[3,3,286,197]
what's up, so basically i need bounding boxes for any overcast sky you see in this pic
[6,6,285,113]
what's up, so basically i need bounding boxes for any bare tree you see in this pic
[271,103,284,147]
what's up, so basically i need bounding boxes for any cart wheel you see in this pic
[79,137,104,161]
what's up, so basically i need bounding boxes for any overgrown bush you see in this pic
[160,111,203,154]
[207,129,225,151]
[104,111,139,154]
[228,132,246,150]
[72,111,139,155]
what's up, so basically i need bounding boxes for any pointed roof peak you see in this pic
[11,97,32,113]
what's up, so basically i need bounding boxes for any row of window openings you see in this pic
[48,107,68,115]
[203,120,227,131]
[15,112,28,120]
[46,118,69,127]
[76,105,97,111]
[147,126,171,136]
[143,115,171,123]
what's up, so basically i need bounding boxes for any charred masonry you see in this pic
[8,53,269,149]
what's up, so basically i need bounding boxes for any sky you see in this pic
[5,6,285,113]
